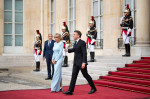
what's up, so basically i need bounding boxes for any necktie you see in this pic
[49,41,51,47]
[74,41,77,46]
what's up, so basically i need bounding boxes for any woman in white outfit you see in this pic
[51,33,63,92]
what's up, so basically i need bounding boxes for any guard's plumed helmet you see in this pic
[62,22,69,32]
[36,30,42,42]
[124,4,130,13]
[89,16,96,28]
[62,22,66,30]
[36,30,40,37]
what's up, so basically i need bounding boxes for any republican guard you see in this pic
[33,30,42,71]
[61,22,70,67]
[87,16,97,62]
[120,4,133,57]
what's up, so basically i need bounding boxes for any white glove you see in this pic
[91,39,96,45]
[37,50,40,55]
[66,44,69,48]
[120,17,124,24]
[127,28,132,36]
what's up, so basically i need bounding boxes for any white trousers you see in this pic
[34,50,41,62]
[122,31,130,44]
[88,43,95,52]
[63,44,69,56]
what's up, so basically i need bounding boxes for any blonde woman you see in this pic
[51,33,63,92]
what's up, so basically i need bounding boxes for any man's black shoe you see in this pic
[45,77,51,80]
[88,88,97,94]
[33,69,40,72]
[62,91,73,95]
[62,64,68,67]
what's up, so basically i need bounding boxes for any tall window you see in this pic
[123,0,136,45]
[92,0,103,48]
[50,0,55,34]
[68,0,76,41]
[4,0,23,46]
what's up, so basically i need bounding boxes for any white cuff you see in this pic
[66,44,69,48]
[91,39,96,44]
[127,28,132,35]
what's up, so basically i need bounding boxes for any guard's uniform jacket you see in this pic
[34,40,42,55]
[87,27,97,45]
[120,15,133,36]
[62,31,70,48]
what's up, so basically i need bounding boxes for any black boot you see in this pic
[122,44,127,57]
[37,62,40,71]
[33,62,40,72]
[62,56,68,67]
[126,44,130,57]
[93,52,95,62]
[88,52,95,62]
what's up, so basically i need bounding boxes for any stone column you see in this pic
[132,0,150,56]
[55,0,68,33]
[102,0,122,55]
[76,0,91,41]
[136,0,150,47]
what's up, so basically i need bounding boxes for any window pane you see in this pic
[15,35,23,46]
[100,17,103,30]
[51,24,55,34]
[69,21,73,33]
[15,24,23,34]
[4,23,12,34]
[4,35,12,46]
[93,1,98,16]
[100,0,103,15]
[71,8,73,20]
[15,0,23,11]
[4,11,12,22]
[134,13,136,27]
[134,0,136,9]
[51,0,54,11]
[4,0,12,10]
[51,12,54,23]
[15,12,23,22]
[70,0,73,8]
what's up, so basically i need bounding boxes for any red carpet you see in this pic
[133,60,150,64]
[94,57,150,95]
[0,85,150,99]
[125,64,150,68]
[117,68,150,73]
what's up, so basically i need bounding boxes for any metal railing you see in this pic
[95,39,103,49]
[118,37,136,49]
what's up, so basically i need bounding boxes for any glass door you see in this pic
[4,0,24,53]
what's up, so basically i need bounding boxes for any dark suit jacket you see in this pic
[43,40,55,59]
[68,39,87,67]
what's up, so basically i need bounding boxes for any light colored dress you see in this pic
[51,41,63,92]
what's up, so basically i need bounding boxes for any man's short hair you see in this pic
[48,34,53,36]
[74,30,82,38]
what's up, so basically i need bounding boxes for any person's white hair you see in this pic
[54,33,62,40]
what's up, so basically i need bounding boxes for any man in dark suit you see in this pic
[43,34,55,80]
[63,30,97,95]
